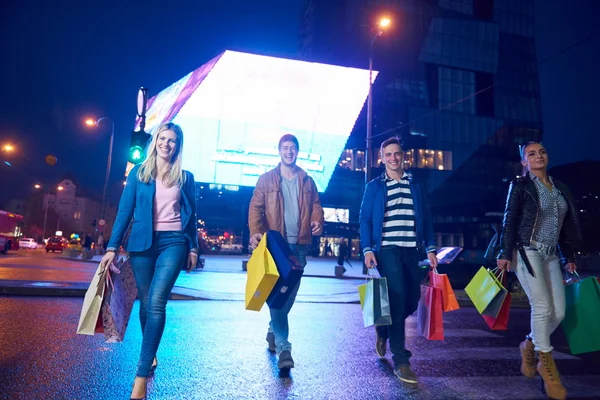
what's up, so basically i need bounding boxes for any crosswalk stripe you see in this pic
[417,375,600,400]
[405,327,503,338]
[412,347,579,360]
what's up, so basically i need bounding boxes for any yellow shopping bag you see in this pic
[245,233,280,311]
[464,267,507,316]
[358,283,367,309]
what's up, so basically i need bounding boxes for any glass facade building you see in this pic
[301,0,543,249]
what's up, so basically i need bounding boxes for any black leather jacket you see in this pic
[497,175,582,264]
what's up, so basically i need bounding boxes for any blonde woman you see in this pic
[100,122,198,399]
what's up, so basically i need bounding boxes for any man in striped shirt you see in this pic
[359,137,438,384]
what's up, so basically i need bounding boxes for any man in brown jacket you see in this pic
[248,133,324,370]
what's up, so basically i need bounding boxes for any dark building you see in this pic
[549,161,600,255]
[300,0,543,251]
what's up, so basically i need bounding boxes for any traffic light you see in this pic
[128,130,151,164]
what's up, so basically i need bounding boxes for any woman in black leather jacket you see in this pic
[497,141,581,400]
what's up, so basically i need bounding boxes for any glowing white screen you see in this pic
[323,207,349,224]
[137,50,376,192]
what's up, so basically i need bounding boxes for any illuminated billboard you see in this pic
[323,207,349,224]
[135,51,376,192]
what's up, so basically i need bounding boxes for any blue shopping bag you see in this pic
[266,230,304,309]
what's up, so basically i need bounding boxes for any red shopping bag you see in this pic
[429,268,460,312]
[417,284,444,340]
[482,293,511,330]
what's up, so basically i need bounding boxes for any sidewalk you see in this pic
[57,253,368,279]
[0,253,529,306]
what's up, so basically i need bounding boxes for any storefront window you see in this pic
[415,149,453,170]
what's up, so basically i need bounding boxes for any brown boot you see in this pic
[519,339,536,378]
[537,351,567,400]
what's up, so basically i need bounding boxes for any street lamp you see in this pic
[85,117,115,225]
[2,144,14,153]
[37,184,64,240]
[365,17,392,185]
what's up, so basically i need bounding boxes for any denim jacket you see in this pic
[359,172,436,257]
[107,165,199,253]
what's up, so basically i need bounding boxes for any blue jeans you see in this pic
[129,231,187,377]
[374,246,420,367]
[268,243,307,355]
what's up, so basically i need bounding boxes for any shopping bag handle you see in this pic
[564,270,580,285]
[364,267,381,283]
[105,267,115,292]
[490,267,506,284]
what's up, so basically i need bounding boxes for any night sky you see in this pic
[1,0,599,208]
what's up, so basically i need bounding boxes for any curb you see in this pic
[0,280,87,297]
[0,281,530,307]
[58,256,100,264]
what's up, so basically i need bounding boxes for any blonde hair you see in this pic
[137,122,185,187]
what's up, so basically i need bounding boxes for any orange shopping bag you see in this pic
[429,267,460,312]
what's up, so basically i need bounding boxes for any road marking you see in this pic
[412,347,579,360]
[418,375,600,399]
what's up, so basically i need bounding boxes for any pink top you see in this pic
[153,179,182,231]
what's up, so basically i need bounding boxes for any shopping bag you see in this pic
[562,276,600,354]
[417,284,444,340]
[358,283,366,308]
[77,263,109,335]
[361,277,392,327]
[482,293,511,330]
[99,257,138,342]
[358,269,378,309]
[245,233,280,311]
[265,230,304,309]
[429,268,460,312]
[465,267,507,318]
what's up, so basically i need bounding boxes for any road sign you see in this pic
[98,219,106,226]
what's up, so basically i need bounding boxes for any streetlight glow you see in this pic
[34,184,41,189]
[85,118,97,126]
[57,186,64,191]
[379,18,391,28]
[2,144,14,152]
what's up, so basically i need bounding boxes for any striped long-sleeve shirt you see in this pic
[381,173,417,248]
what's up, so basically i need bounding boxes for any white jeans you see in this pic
[516,241,566,353]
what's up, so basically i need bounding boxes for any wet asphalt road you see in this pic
[0,250,94,282]
[1,296,599,400]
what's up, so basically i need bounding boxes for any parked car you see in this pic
[45,237,64,253]
[419,246,523,293]
[67,239,82,252]
[19,238,38,249]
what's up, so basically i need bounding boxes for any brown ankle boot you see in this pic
[537,351,567,400]
[519,339,536,378]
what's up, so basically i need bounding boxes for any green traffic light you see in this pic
[128,145,144,164]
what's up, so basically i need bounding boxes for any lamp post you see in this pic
[85,117,115,223]
[365,17,391,185]
[38,184,63,240]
